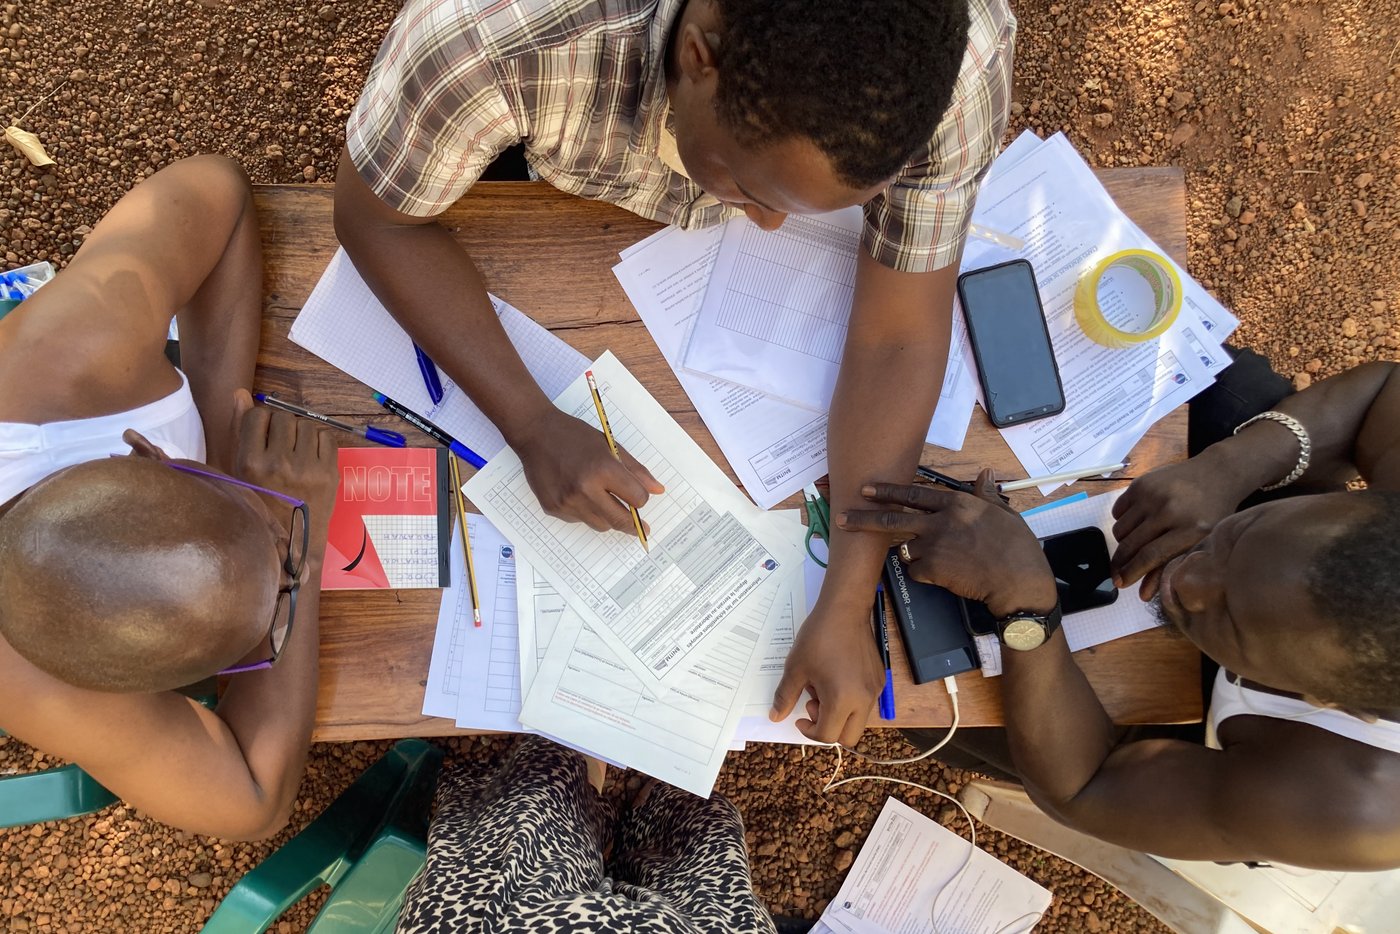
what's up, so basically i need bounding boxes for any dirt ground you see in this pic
[1,0,1396,931]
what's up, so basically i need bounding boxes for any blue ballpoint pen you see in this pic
[413,343,445,405]
[372,391,487,469]
[253,393,406,448]
[874,583,896,721]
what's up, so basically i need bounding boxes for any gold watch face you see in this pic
[1002,618,1047,651]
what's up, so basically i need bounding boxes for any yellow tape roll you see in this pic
[1073,249,1183,349]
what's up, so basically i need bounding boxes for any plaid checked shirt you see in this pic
[347,0,1014,272]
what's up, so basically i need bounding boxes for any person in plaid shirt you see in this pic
[336,0,1014,746]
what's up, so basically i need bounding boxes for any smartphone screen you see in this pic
[1042,527,1118,614]
[957,260,1066,428]
[960,526,1118,637]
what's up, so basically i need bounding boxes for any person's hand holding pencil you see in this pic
[584,370,652,551]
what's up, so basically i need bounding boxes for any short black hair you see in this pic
[1307,491,1400,715]
[711,0,972,189]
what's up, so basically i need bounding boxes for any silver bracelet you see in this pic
[1233,411,1311,491]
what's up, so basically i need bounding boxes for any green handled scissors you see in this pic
[803,483,830,567]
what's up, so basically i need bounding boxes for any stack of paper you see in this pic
[425,352,819,797]
[814,797,1051,934]
[615,131,1238,505]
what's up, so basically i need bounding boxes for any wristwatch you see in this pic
[995,601,1062,651]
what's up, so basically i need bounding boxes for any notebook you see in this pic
[322,447,451,590]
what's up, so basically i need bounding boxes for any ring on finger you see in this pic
[899,542,913,563]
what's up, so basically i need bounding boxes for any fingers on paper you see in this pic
[617,444,665,495]
[769,667,806,722]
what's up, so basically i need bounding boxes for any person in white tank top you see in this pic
[0,156,339,841]
[843,358,1400,870]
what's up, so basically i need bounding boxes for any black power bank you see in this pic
[882,550,979,684]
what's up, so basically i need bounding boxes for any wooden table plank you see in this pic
[247,173,1203,741]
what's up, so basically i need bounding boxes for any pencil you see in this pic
[584,370,649,552]
[448,453,482,627]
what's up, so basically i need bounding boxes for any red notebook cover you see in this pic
[322,447,451,590]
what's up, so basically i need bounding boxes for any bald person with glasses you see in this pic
[0,156,339,841]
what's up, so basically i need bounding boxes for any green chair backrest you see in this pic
[200,738,442,934]
[0,683,216,829]
[0,762,118,829]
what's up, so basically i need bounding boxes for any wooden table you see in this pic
[250,175,1201,742]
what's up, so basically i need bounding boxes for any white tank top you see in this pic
[1206,668,1400,754]
[0,369,206,506]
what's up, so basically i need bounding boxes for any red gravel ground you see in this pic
[1,0,1396,930]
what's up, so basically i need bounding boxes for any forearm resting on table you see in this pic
[821,254,953,606]
[333,152,553,442]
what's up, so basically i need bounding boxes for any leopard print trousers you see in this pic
[396,735,778,933]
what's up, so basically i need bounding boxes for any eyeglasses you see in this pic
[160,462,309,675]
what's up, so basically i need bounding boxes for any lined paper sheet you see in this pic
[974,489,1162,676]
[465,351,802,690]
[289,248,588,459]
[518,511,821,750]
[820,797,1051,933]
[681,209,861,411]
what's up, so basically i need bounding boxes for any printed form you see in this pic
[516,552,802,796]
[289,248,588,459]
[964,134,1239,490]
[464,351,803,690]
[820,797,1051,934]
[422,514,521,729]
[613,224,829,509]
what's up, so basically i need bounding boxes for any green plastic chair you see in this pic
[200,738,443,934]
[0,760,118,829]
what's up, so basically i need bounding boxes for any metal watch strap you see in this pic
[1233,410,1311,491]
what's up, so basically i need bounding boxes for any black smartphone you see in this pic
[1041,527,1118,614]
[957,259,1066,428]
[960,526,1119,636]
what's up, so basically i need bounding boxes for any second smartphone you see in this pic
[957,259,1066,428]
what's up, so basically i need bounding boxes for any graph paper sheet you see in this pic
[516,550,800,796]
[289,248,588,459]
[466,351,803,691]
[972,489,1163,676]
[422,514,521,728]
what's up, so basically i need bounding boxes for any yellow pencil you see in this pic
[448,452,482,626]
[585,370,649,552]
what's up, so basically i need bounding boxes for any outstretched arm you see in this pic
[771,256,956,745]
[842,477,1400,868]
[333,148,661,532]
